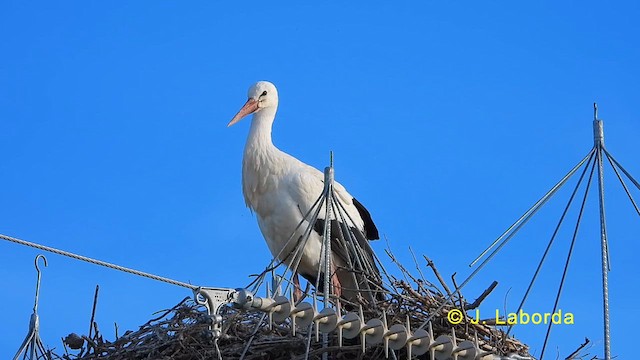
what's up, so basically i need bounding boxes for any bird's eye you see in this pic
[261,91,268,97]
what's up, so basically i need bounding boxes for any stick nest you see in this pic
[54,255,532,360]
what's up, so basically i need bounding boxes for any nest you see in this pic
[54,253,533,360]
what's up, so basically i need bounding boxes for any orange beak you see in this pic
[227,98,259,127]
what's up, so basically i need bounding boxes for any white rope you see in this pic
[0,233,198,290]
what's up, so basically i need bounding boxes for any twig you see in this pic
[423,255,452,297]
[465,281,498,310]
[451,272,469,335]
[88,285,99,339]
[408,246,429,295]
[565,337,590,359]
[143,296,191,326]
[385,249,417,286]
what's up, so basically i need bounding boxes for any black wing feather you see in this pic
[352,197,379,240]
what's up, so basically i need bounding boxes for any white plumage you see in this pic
[228,81,380,301]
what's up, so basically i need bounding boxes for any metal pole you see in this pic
[594,104,611,360]
[321,154,335,360]
[323,165,334,306]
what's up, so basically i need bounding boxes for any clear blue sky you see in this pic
[1,1,639,358]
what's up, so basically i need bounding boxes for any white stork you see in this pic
[227,81,381,302]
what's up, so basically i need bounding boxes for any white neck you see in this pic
[242,106,286,210]
[246,107,277,150]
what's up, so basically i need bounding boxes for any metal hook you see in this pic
[33,254,48,313]
[35,254,48,273]
[13,255,51,360]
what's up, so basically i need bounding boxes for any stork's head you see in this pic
[228,81,279,127]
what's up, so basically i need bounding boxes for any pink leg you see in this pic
[293,273,303,302]
[331,269,342,298]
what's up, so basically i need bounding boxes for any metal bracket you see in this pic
[193,287,238,337]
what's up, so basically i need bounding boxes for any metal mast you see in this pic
[594,104,611,360]
[425,104,640,359]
